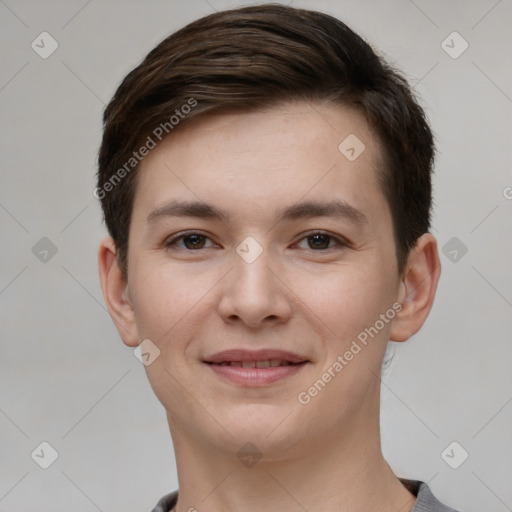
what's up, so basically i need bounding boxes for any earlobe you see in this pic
[390,233,441,343]
[97,236,139,347]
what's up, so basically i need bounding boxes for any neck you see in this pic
[166,408,416,512]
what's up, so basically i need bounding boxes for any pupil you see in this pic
[185,235,204,249]
[310,234,329,249]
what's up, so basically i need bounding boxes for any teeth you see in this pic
[216,359,295,367]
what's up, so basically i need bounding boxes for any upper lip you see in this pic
[204,349,309,364]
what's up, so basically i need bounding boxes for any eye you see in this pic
[164,230,350,252]
[295,231,349,251]
[164,232,216,250]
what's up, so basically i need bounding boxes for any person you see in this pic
[96,4,461,511]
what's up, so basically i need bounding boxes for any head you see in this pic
[97,4,440,458]
[97,4,435,281]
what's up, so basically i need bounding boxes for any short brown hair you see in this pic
[96,3,435,280]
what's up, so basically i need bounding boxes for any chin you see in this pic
[212,406,308,457]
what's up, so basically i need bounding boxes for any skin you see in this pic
[98,100,440,512]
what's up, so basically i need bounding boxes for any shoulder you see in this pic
[401,479,463,512]
[152,482,465,512]
[150,490,178,512]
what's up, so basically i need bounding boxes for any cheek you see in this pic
[130,265,204,414]
[299,266,396,394]
[129,261,200,343]
[297,272,394,416]
[295,266,393,336]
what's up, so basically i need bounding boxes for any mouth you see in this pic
[208,359,302,368]
[203,349,310,386]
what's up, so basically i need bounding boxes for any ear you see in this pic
[390,233,441,342]
[97,236,139,347]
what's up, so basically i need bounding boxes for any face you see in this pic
[118,101,406,458]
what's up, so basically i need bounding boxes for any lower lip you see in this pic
[205,362,308,386]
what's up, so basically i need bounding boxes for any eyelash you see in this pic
[164,231,350,252]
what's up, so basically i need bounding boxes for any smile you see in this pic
[211,359,298,368]
[205,361,309,387]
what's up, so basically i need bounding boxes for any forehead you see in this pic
[144,100,382,167]
[132,100,388,227]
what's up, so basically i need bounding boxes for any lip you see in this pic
[203,349,310,387]
[206,363,307,386]
[204,349,308,364]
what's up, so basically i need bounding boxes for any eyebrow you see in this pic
[146,199,368,227]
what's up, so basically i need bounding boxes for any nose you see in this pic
[217,244,293,328]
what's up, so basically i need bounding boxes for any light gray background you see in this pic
[1,0,511,510]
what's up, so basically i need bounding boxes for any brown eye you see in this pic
[182,234,206,249]
[296,231,348,251]
[165,232,214,250]
[307,233,332,250]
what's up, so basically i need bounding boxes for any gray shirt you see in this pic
[150,478,462,511]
